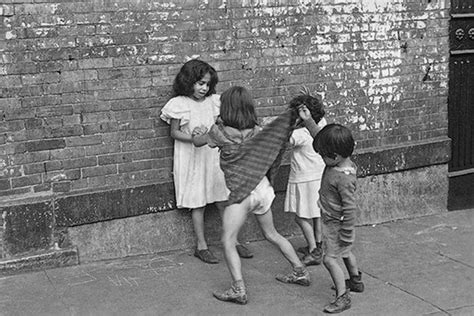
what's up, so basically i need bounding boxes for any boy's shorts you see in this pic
[248,177,275,215]
[322,219,354,259]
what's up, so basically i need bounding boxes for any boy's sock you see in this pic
[232,279,246,290]
[275,266,310,286]
[293,266,306,275]
[213,279,248,304]
[316,241,322,249]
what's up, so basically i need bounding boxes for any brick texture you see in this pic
[0,0,450,201]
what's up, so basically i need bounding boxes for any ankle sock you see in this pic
[350,272,362,281]
[293,266,306,275]
[232,279,245,290]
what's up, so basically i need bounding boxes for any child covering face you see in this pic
[284,93,327,267]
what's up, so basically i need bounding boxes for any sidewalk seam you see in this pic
[363,271,451,316]
[437,251,474,269]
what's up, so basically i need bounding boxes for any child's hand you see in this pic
[191,125,209,147]
[297,105,312,121]
[192,125,208,136]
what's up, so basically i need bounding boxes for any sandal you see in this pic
[194,248,219,264]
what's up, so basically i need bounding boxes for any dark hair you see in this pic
[313,123,354,159]
[289,94,325,124]
[220,86,258,129]
[172,59,218,97]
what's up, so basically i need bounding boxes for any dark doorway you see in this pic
[448,0,474,210]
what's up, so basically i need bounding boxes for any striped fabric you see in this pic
[218,109,298,204]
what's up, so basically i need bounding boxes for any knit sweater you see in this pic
[208,109,298,204]
[318,162,358,243]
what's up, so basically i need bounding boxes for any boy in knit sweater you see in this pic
[312,123,365,314]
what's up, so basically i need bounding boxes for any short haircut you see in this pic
[172,59,218,97]
[289,94,325,123]
[220,86,258,130]
[313,123,354,159]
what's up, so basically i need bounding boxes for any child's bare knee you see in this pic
[323,254,335,266]
[263,230,279,243]
[294,215,300,225]
[221,232,236,246]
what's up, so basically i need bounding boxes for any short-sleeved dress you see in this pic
[160,94,229,209]
[284,118,327,219]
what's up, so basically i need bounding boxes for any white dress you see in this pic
[160,94,229,209]
[284,118,327,219]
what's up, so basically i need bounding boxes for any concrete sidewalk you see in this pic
[1,209,473,316]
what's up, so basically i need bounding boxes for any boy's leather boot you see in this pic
[324,289,351,313]
[346,272,364,293]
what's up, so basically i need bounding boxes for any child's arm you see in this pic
[169,119,209,147]
[191,124,221,148]
[298,105,322,138]
[338,180,357,246]
[170,119,193,143]
[191,128,210,147]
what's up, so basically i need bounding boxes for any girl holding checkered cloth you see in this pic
[192,86,323,305]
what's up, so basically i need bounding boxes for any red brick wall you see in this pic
[0,0,450,202]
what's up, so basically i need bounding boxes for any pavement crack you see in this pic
[436,251,474,269]
[363,271,451,315]
[43,270,70,310]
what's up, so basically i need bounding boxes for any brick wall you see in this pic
[0,0,449,202]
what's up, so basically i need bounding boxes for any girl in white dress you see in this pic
[161,60,252,264]
[284,93,326,266]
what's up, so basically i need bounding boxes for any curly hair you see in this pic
[172,59,218,97]
[289,94,325,124]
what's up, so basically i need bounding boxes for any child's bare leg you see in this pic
[342,251,364,292]
[192,207,219,264]
[296,216,322,266]
[221,202,249,282]
[258,210,310,286]
[295,216,316,251]
[323,255,352,313]
[343,252,359,276]
[313,217,322,244]
[323,255,346,297]
[191,207,207,250]
[215,201,226,215]
[216,201,253,258]
[214,202,249,304]
[256,210,303,269]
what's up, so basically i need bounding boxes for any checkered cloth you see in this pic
[217,109,298,204]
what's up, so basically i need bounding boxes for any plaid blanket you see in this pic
[211,109,298,204]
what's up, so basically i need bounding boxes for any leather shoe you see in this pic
[194,248,219,264]
[236,244,253,258]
